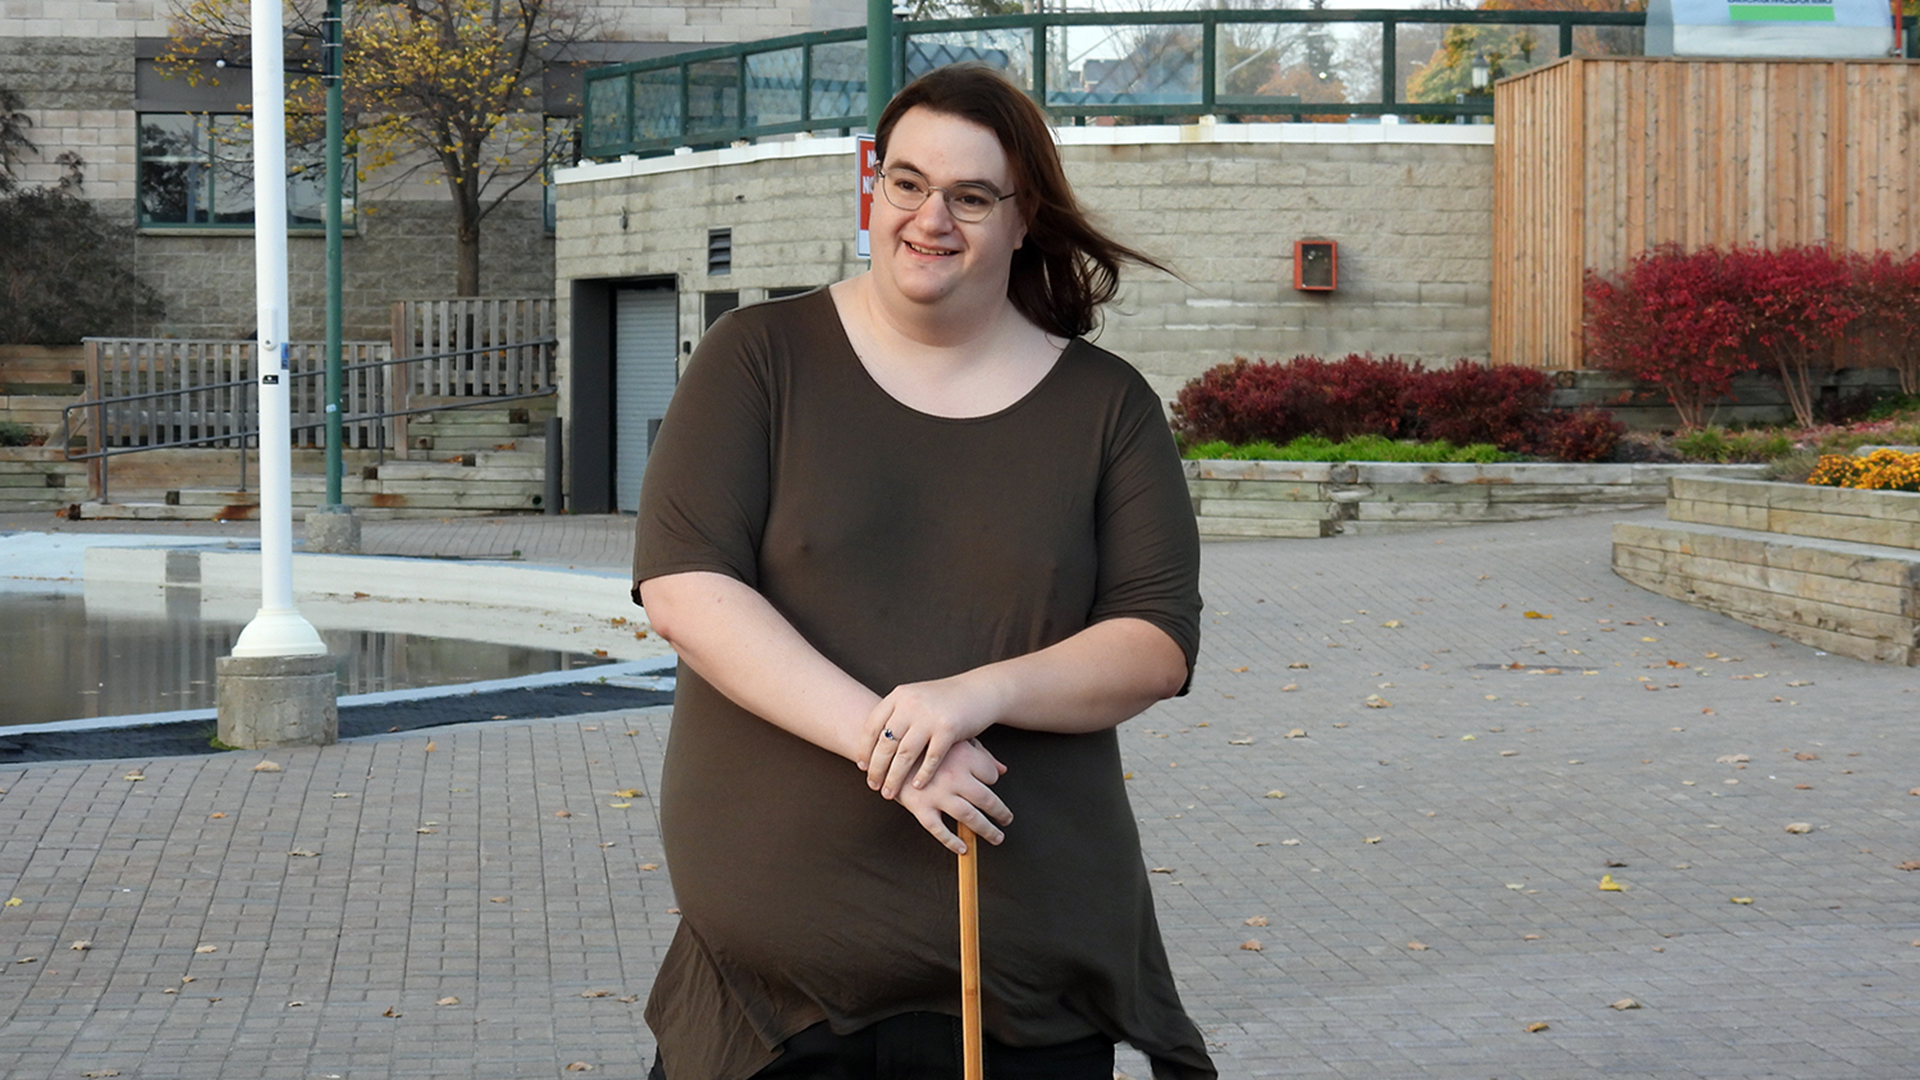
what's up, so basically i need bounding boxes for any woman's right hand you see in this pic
[891,738,1013,855]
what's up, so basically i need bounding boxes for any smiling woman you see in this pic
[632,64,1213,1080]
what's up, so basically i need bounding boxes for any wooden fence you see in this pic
[1493,56,1920,370]
[390,297,556,400]
[80,339,392,453]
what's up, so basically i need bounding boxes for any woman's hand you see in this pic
[892,738,1012,855]
[862,674,1007,800]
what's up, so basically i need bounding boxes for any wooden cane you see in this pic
[957,823,984,1080]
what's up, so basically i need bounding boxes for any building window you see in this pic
[137,113,352,230]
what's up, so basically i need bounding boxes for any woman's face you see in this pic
[872,106,1027,314]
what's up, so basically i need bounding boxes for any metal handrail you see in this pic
[581,8,1675,159]
[62,338,560,502]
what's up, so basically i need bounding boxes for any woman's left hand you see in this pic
[862,673,1006,800]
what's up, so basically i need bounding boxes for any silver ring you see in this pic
[883,729,896,740]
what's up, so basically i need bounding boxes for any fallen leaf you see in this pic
[1784,822,1813,835]
[1364,836,1382,844]
[331,792,352,798]
[1730,897,1754,904]
[1381,620,1402,628]
[1244,916,1269,927]
[1794,751,1818,761]
[180,976,193,983]
[608,801,632,809]
[424,741,436,752]
[1286,729,1307,738]
[123,772,144,782]
[1150,867,1174,874]
[640,863,659,871]
[1280,839,1301,846]
[491,715,508,720]
[1239,939,1263,952]
[1715,754,1750,764]
[69,940,90,951]
[382,1006,402,1018]
[1897,861,1920,872]
[194,945,218,954]
[1524,611,1552,620]
[1787,680,1811,687]
[416,827,438,834]
[437,996,460,1006]
[1288,662,1309,669]
[288,849,320,858]
[1364,695,1391,708]
[1406,941,1428,951]
[618,994,640,1003]
[14,956,37,964]
[81,1071,121,1078]
[1910,788,1920,797]
[163,988,177,994]
[580,989,612,998]
[287,1001,305,1008]
[1228,737,1254,746]
[1264,790,1286,800]
[1525,1022,1550,1033]
[1280,683,1298,692]
[252,760,281,772]
[554,811,572,818]
[1611,998,1642,1010]
[1500,750,1519,757]
[1523,933,1541,941]
[613,788,644,798]
[208,812,226,819]
[1598,875,1625,892]
[2,898,18,907]
[565,1063,595,1072]
[1231,666,1249,673]
[1795,784,1813,790]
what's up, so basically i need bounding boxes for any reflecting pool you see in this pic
[1,593,614,727]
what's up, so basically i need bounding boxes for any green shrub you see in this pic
[1184,434,1512,463]
[0,421,35,447]
[1671,426,1792,463]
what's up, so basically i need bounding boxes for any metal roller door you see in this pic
[613,285,678,514]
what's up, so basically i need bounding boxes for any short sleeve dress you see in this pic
[632,288,1214,1080]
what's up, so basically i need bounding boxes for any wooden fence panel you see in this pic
[1497,56,1920,369]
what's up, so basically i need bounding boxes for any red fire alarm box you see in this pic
[1294,240,1337,292]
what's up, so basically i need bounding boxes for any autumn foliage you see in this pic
[1585,244,1920,429]
[1170,354,1623,462]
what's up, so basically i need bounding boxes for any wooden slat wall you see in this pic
[1495,57,1920,369]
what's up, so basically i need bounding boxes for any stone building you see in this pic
[553,122,1497,513]
[0,0,864,342]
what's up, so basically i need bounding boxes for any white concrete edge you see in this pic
[555,120,1493,185]
[82,547,642,625]
[3,658,679,737]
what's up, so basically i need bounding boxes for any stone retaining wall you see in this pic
[1186,460,1773,539]
[1612,477,1920,665]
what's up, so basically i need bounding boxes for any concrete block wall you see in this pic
[553,124,1498,404]
[133,200,556,341]
[0,36,137,199]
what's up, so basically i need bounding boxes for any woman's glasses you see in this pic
[876,168,1016,223]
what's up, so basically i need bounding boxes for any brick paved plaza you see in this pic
[2,509,1917,1079]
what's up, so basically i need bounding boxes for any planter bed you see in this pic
[1185,461,1772,540]
[1612,478,1920,666]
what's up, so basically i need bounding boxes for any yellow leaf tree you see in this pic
[165,0,589,296]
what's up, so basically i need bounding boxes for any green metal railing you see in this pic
[583,8,1669,160]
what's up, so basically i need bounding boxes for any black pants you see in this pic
[648,1012,1115,1080]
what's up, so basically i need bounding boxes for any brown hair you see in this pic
[874,63,1171,339]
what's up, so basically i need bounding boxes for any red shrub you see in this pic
[1847,250,1920,397]
[1403,360,1555,451]
[1584,244,1749,430]
[1722,245,1861,429]
[1171,354,1418,446]
[1532,407,1625,463]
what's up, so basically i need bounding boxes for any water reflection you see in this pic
[1,592,612,727]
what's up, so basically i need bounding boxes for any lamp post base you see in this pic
[305,503,361,554]
[216,653,339,749]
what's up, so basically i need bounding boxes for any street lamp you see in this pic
[1471,52,1491,93]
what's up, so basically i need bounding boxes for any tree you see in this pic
[1406,0,1643,113]
[1,90,167,345]
[164,0,591,296]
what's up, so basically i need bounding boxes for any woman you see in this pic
[633,64,1214,1080]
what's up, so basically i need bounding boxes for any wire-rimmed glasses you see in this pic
[875,167,1016,223]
